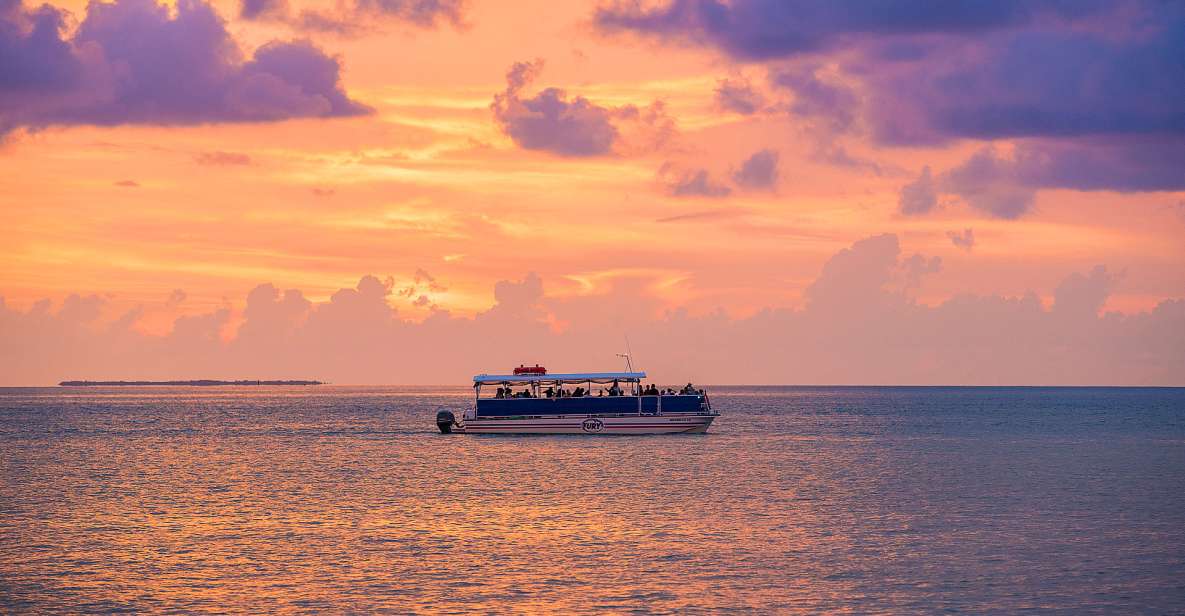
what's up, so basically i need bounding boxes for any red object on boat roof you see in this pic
[513,364,547,375]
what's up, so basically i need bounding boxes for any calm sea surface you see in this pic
[2,386,1184,613]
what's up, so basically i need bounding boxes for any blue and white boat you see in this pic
[435,365,718,435]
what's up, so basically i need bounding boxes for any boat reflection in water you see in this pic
[436,364,718,435]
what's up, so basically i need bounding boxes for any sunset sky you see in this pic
[2,0,1183,385]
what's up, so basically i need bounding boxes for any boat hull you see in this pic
[455,413,717,435]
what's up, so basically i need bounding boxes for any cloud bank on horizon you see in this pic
[2,234,1182,386]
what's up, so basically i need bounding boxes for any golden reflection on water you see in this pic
[3,386,1185,613]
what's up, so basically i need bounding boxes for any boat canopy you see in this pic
[473,371,646,385]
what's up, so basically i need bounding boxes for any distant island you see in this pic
[58,380,325,386]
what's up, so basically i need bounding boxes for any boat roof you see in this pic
[473,371,646,384]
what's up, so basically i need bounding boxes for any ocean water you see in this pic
[2,386,1184,613]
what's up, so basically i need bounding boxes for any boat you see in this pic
[435,365,718,435]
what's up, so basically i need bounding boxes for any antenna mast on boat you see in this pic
[617,335,636,372]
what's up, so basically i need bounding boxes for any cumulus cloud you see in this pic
[806,233,904,311]
[0,0,369,139]
[397,268,447,309]
[491,60,615,156]
[940,148,1035,219]
[1053,265,1119,319]
[235,282,311,351]
[491,59,673,157]
[241,0,285,20]
[809,143,883,175]
[658,163,731,198]
[714,76,764,115]
[902,139,1185,220]
[898,166,937,215]
[2,235,1183,385]
[731,148,779,191]
[658,149,778,197]
[899,253,942,291]
[770,65,859,135]
[947,228,975,251]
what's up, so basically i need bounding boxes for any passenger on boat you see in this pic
[573,387,585,397]
[681,383,697,395]
[544,386,554,398]
[608,380,622,396]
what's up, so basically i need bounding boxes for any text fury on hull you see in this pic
[435,364,719,435]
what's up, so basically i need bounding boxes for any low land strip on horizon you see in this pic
[58,380,325,387]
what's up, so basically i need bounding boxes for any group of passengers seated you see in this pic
[640,382,704,396]
[493,387,534,399]
[543,386,588,398]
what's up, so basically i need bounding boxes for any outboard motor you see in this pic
[436,410,457,434]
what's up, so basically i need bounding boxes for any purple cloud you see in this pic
[731,148,779,191]
[244,0,465,35]
[916,140,1185,220]
[492,63,617,156]
[195,151,251,166]
[770,65,859,134]
[597,1,1184,194]
[898,166,937,216]
[491,60,672,157]
[596,1,1177,144]
[869,22,1185,145]
[900,252,942,291]
[1,0,369,138]
[240,0,286,20]
[354,0,464,26]
[594,0,1103,61]
[940,148,1036,219]
[947,228,975,251]
[714,76,764,115]
[658,163,731,198]
[1009,139,1185,193]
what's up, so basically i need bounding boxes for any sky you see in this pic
[1,0,1183,385]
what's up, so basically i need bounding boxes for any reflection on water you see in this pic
[2,386,1184,612]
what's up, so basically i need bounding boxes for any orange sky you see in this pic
[1,0,1183,384]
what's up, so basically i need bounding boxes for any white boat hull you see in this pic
[455,413,717,435]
